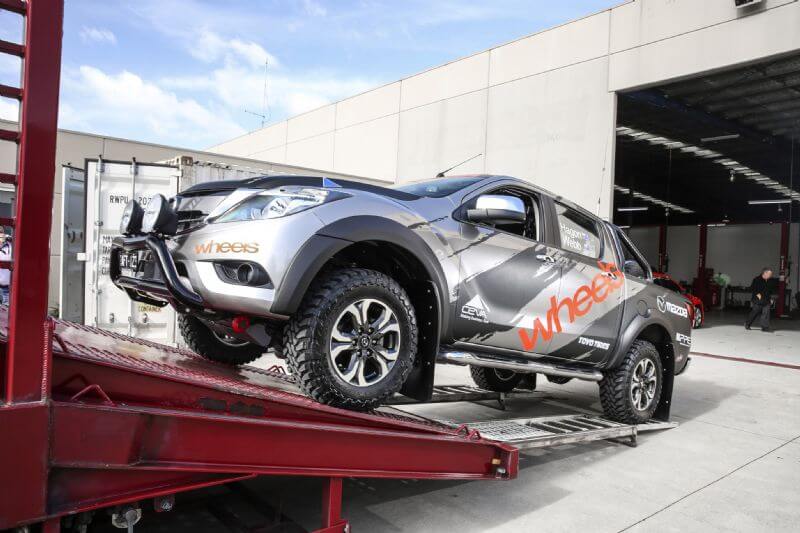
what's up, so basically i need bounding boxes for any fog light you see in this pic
[141,194,178,234]
[120,200,144,236]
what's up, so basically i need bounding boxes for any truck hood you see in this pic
[173,175,421,232]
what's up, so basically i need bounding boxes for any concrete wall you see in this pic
[210,0,800,220]
[0,119,364,314]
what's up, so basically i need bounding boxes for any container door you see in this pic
[84,160,180,344]
[60,166,86,322]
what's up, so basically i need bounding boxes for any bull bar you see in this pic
[110,235,205,308]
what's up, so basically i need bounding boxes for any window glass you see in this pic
[554,202,601,258]
[616,228,649,279]
[394,176,483,197]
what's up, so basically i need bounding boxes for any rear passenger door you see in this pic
[545,201,626,363]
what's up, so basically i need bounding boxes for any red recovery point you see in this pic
[0,2,518,531]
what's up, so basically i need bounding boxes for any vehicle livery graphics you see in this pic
[111,174,692,395]
[194,240,260,254]
[657,294,688,318]
[518,261,624,352]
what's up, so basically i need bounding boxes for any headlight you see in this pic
[120,200,144,236]
[141,194,179,234]
[212,187,348,223]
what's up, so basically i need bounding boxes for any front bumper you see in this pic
[110,236,205,310]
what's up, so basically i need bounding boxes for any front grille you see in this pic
[177,210,206,233]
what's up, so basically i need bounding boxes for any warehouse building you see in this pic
[210,0,800,314]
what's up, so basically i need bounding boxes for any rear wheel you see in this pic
[284,268,417,411]
[178,314,264,365]
[599,340,663,423]
[470,366,524,392]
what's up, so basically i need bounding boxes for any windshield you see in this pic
[394,176,484,198]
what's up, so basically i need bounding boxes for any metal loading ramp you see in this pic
[0,309,517,531]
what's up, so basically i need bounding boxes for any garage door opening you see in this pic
[614,52,800,326]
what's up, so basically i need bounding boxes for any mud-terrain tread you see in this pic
[469,366,524,392]
[599,340,662,424]
[284,268,417,411]
[178,314,264,365]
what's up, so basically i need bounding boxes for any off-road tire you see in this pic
[178,314,264,365]
[284,268,417,411]
[599,340,663,424]
[470,366,524,392]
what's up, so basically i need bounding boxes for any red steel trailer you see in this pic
[0,3,679,530]
[0,2,517,531]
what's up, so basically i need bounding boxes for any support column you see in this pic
[777,222,789,317]
[658,225,667,272]
[318,477,348,533]
[696,224,708,305]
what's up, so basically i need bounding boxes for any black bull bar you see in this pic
[110,235,204,308]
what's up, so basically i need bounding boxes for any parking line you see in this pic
[691,351,800,371]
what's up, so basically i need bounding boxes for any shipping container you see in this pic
[60,156,357,346]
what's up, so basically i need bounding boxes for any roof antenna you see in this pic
[436,153,482,178]
[244,58,270,129]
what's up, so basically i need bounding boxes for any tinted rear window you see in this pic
[394,177,483,198]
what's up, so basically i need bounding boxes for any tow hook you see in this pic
[110,505,142,532]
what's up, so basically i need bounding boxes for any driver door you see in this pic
[453,186,562,355]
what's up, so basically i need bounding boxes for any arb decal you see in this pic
[195,240,260,254]
[518,261,624,351]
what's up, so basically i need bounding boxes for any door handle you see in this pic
[536,254,556,263]
[603,271,617,280]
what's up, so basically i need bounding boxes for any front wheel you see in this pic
[284,268,417,410]
[178,314,264,365]
[599,340,663,424]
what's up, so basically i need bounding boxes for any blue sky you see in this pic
[1,0,615,149]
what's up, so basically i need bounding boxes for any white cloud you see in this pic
[302,0,327,17]
[191,30,279,69]
[0,99,18,121]
[80,27,117,45]
[59,66,245,147]
[162,62,374,125]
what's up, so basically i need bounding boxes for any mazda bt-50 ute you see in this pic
[111,175,691,422]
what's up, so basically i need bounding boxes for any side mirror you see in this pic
[624,259,645,278]
[467,194,526,224]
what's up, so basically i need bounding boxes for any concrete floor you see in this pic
[107,310,800,533]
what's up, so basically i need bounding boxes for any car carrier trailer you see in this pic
[0,2,675,531]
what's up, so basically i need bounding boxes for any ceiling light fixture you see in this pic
[700,134,741,143]
[617,206,649,212]
[748,199,792,205]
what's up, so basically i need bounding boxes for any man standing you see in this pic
[745,267,774,332]
[0,227,11,305]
